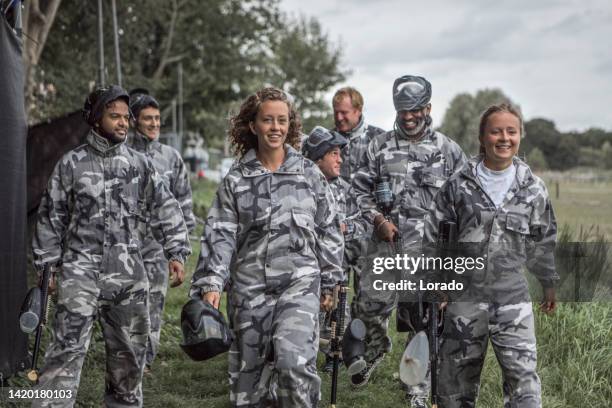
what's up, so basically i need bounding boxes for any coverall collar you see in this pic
[129,129,160,151]
[240,145,304,177]
[337,115,366,141]
[87,129,124,156]
[461,155,536,189]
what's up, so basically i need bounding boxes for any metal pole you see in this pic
[172,99,177,135]
[110,0,122,87]
[178,62,184,141]
[14,0,23,38]
[97,0,105,87]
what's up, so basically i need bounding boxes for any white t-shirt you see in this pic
[476,161,516,208]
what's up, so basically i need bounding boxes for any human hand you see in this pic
[375,219,399,242]
[203,291,221,309]
[320,294,333,312]
[168,260,185,288]
[540,287,556,314]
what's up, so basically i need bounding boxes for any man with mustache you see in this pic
[350,76,467,408]
[31,86,190,407]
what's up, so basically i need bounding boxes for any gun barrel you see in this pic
[29,264,52,382]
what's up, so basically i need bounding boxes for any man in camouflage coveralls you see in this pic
[350,76,466,405]
[302,126,369,371]
[126,91,195,371]
[31,86,190,408]
[332,87,385,296]
[422,108,557,407]
[190,142,344,407]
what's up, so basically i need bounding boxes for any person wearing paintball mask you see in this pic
[303,126,370,372]
[31,86,190,407]
[127,90,195,374]
[350,75,467,407]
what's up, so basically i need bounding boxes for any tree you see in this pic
[438,88,515,156]
[526,147,548,171]
[22,0,62,118]
[523,118,579,170]
[268,17,347,133]
[33,1,347,147]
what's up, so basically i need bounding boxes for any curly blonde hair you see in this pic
[229,87,302,158]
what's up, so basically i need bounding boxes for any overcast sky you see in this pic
[280,0,612,132]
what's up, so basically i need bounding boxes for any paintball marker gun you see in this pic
[19,264,53,382]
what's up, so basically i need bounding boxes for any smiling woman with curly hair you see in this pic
[190,86,344,407]
[228,87,302,159]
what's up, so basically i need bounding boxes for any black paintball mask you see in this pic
[180,298,233,361]
[82,85,131,142]
[392,75,433,137]
[129,91,160,126]
[302,126,348,162]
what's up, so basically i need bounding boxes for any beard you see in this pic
[96,126,126,144]
[400,116,426,136]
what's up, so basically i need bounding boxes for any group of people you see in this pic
[31,74,558,408]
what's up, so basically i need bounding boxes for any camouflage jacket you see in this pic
[190,145,344,300]
[32,130,191,271]
[423,156,559,302]
[329,176,371,269]
[335,116,385,184]
[353,126,467,244]
[127,131,195,260]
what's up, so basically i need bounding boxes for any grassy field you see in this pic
[4,175,611,407]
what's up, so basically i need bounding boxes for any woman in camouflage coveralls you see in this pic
[190,88,344,407]
[423,103,558,408]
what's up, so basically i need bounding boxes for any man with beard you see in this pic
[350,76,466,407]
[127,91,195,373]
[31,86,190,407]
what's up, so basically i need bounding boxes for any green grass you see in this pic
[5,175,611,407]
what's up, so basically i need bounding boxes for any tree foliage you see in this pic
[439,88,612,171]
[33,0,347,146]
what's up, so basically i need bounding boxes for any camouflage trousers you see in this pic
[32,263,149,408]
[351,241,429,397]
[144,255,169,367]
[227,277,321,407]
[437,302,541,408]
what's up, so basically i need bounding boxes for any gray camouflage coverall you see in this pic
[31,130,190,408]
[335,117,384,299]
[190,145,344,407]
[335,117,385,184]
[352,125,466,395]
[423,156,558,408]
[126,130,195,366]
[319,176,369,355]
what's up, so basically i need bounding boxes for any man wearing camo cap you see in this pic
[350,75,467,407]
[31,85,190,407]
[127,90,195,373]
[303,126,369,372]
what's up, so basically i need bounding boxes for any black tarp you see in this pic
[0,15,28,379]
[27,110,89,222]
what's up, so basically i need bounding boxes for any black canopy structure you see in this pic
[0,12,28,380]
